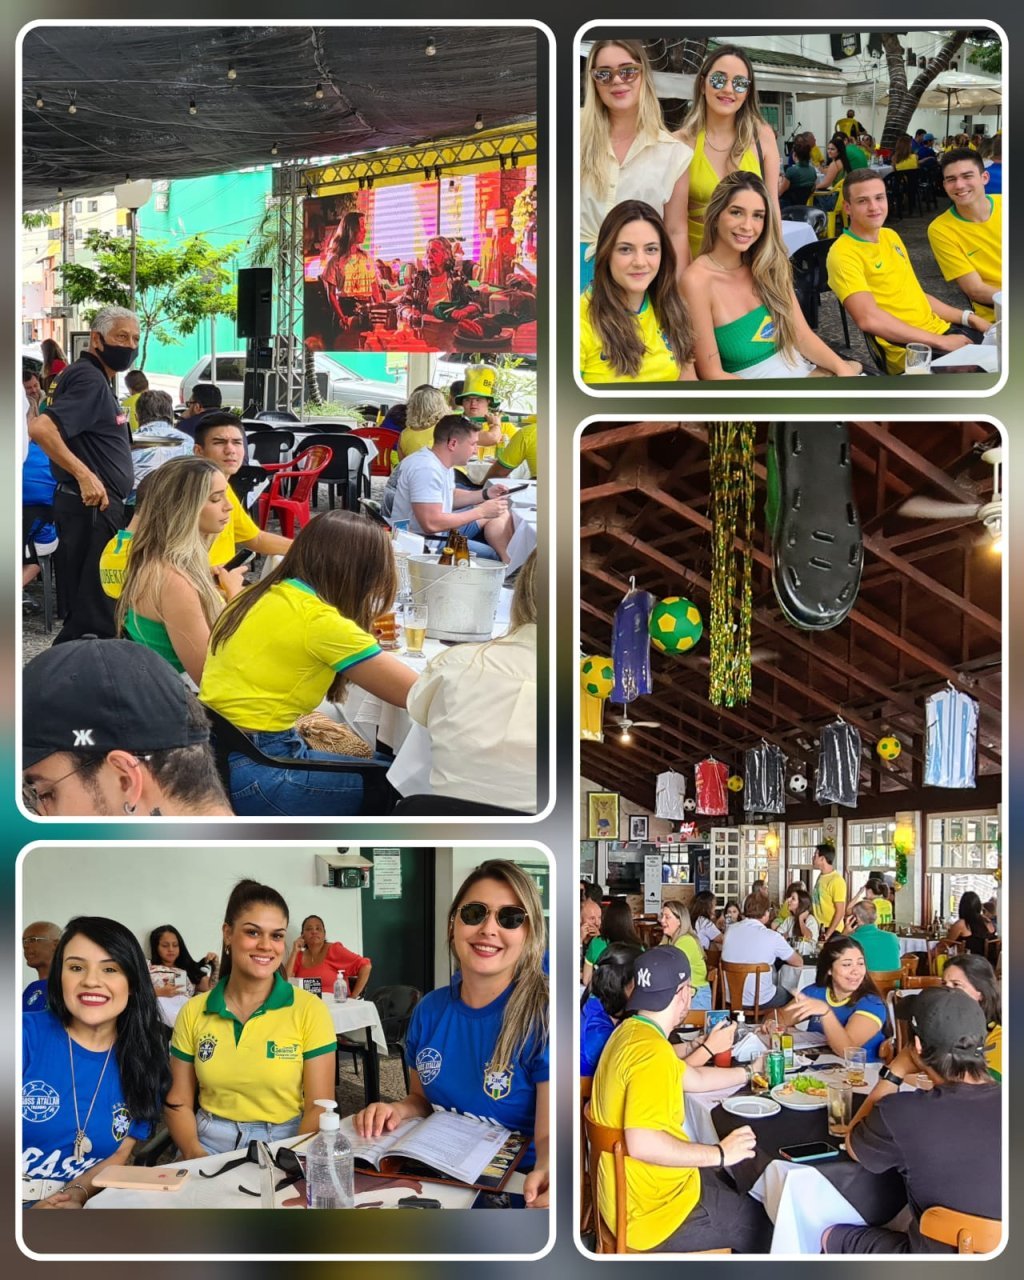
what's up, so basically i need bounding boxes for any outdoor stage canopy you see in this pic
[21,25,540,208]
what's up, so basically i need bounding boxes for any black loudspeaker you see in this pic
[237,267,272,338]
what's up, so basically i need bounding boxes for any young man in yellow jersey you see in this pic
[811,844,847,943]
[928,148,1002,322]
[827,169,990,373]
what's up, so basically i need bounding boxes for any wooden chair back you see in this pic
[984,937,1001,972]
[707,969,720,1008]
[579,1076,593,1236]
[583,1100,629,1253]
[869,969,903,999]
[919,1206,1001,1254]
[720,961,771,1020]
[904,976,943,989]
[899,953,919,978]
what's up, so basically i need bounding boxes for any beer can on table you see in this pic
[767,1050,786,1089]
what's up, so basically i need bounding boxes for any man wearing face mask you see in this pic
[28,305,139,642]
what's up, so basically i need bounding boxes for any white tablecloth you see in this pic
[897,936,930,957]
[929,343,998,372]
[505,482,538,574]
[782,220,816,257]
[778,964,818,995]
[323,995,387,1054]
[155,993,189,1029]
[87,1138,522,1210]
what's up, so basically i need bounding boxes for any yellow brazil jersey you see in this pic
[199,577,381,731]
[827,228,949,374]
[170,974,335,1124]
[873,897,893,926]
[580,292,683,385]
[985,1022,1002,1082]
[397,424,436,459]
[495,421,537,477]
[99,528,135,600]
[927,195,1002,321]
[812,869,847,932]
[123,393,142,432]
[590,1017,700,1251]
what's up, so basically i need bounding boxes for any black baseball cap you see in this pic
[909,987,987,1053]
[625,946,692,1012]
[23,639,211,768]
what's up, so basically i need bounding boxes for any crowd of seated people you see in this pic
[577,41,1001,383]
[579,879,1003,1253]
[22,860,550,1210]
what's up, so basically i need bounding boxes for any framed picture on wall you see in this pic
[629,814,649,842]
[587,791,620,841]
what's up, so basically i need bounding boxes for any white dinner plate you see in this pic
[771,1082,828,1110]
[721,1095,781,1119]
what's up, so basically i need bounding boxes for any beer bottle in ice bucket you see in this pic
[438,535,456,566]
[455,535,471,568]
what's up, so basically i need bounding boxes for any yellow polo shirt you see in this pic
[495,421,537,477]
[827,228,949,373]
[927,195,1002,321]
[812,869,847,932]
[199,577,381,730]
[580,292,683,384]
[170,974,335,1123]
[590,1017,699,1251]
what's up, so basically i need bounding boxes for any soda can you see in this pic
[767,1050,786,1089]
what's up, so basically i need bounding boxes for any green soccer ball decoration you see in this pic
[876,736,902,761]
[649,597,704,654]
[580,655,615,699]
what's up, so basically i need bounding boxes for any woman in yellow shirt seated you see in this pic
[892,134,919,171]
[199,510,418,816]
[580,199,696,384]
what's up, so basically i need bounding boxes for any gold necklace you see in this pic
[67,1031,115,1163]
[703,129,735,153]
[707,254,744,272]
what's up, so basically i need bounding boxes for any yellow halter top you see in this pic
[687,129,761,259]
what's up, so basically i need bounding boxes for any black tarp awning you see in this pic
[22,24,540,206]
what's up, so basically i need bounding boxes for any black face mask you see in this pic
[95,336,139,373]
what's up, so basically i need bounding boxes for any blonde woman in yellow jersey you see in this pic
[674,45,781,265]
[580,200,695,384]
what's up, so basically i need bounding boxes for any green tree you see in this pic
[59,230,241,368]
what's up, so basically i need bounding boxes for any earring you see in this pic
[123,801,137,815]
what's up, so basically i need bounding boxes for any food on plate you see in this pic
[779,1075,828,1098]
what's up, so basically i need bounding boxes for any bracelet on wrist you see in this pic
[715,1143,725,1169]
[65,1181,90,1202]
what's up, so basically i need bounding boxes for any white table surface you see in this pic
[506,481,538,575]
[781,220,816,257]
[322,995,388,1054]
[929,343,998,372]
[87,1138,524,1210]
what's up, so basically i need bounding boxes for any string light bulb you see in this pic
[67,92,77,115]
[270,141,279,156]
[57,186,64,197]
[314,82,324,99]
[227,64,237,80]
[35,92,44,109]
[474,112,483,131]
[425,36,436,57]
[188,98,197,115]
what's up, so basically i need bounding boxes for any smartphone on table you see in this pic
[778,1142,840,1163]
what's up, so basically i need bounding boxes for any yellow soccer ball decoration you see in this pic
[727,775,744,792]
[876,736,902,762]
[649,597,704,655]
[580,655,615,699]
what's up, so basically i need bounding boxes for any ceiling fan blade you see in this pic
[898,497,982,520]
[630,720,661,728]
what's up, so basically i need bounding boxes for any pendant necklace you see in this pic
[67,1030,115,1163]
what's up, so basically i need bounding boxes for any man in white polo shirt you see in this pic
[721,890,803,1010]
[390,414,514,561]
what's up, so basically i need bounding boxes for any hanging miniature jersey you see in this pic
[694,758,728,816]
[815,721,862,807]
[925,687,978,788]
[744,743,787,814]
[655,770,687,819]
[611,590,655,705]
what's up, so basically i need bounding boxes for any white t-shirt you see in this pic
[694,917,721,951]
[721,918,797,1006]
[655,769,687,819]
[390,449,455,534]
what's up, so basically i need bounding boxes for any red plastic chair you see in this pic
[351,425,396,477]
[257,444,333,537]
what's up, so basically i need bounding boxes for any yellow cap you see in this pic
[456,364,500,407]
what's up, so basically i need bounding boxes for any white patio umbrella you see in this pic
[880,70,1002,137]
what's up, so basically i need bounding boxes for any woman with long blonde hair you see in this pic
[354,858,550,1207]
[659,900,713,1009]
[199,509,419,815]
[115,457,245,685]
[680,171,862,379]
[579,38,692,286]
[674,44,781,264]
[405,550,539,813]
[580,200,695,384]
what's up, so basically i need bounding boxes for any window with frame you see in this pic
[926,811,999,923]
[846,820,896,898]
[786,822,828,892]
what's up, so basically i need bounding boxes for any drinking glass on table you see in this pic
[402,604,428,658]
[845,1047,867,1086]
[827,1080,853,1137]
[904,343,932,375]
[373,610,400,650]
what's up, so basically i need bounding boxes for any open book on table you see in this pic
[339,1109,526,1192]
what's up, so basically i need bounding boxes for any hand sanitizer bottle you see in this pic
[334,972,349,1003]
[305,1099,354,1209]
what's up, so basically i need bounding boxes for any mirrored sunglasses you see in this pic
[708,70,751,94]
[591,64,642,85]
[458,902,528,929]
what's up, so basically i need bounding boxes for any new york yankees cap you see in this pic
[23,639,210,768]
[625,946,692,1012]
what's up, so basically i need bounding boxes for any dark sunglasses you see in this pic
[591,64,642,85]
[708,70,751,94]
[457,902,528,929]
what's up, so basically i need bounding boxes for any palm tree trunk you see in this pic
[880,31,970,149]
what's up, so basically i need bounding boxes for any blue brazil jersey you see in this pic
[22,980,48,1013]
[406,976,549,1149]
[803,984,888,1062]
[22,1011,150,1184]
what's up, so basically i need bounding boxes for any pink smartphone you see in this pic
[92,1166,190,1192]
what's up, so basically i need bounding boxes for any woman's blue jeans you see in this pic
[227,727,385,817]
[195,1107,301,1155]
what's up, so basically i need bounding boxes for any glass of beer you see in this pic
[827,1080,853,1137]
[904,343,932,375]
[402,605,428,658]
[845,1047,867,1087]
[373,611,400,651]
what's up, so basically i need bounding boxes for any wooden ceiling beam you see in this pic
[581,421,686,453]
[862,532,1000,637]
[852,421,989,501]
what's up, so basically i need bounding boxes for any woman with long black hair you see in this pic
[148,924,218,997]
[22,917,171,1208]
